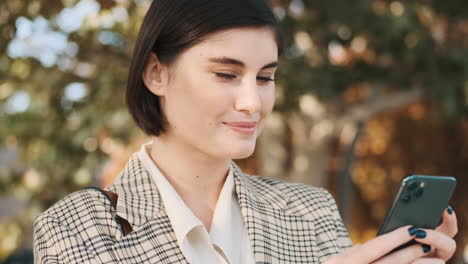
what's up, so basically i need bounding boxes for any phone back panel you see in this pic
[377,175,456,235]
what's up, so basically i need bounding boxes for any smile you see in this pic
[223,122,257,135]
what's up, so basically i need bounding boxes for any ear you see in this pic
[142,52,168,96]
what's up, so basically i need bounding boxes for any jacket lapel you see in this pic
[105,153,188,264]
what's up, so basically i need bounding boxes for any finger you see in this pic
[357,225,415,263]
[411,258,445,264]
[414,229,456,261]
[373,243,428,264]
[334,243,361,258]
[435,205,458,238]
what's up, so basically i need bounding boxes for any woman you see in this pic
[33,0,457,263]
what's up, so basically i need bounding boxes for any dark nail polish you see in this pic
[422,244,431,253]
[447,205,453,215]
[408,227,418,236]
[415,230,427,239]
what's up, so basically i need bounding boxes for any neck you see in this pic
[148,136,231,206]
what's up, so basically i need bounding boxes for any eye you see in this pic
[257,76,275,84]
[215,73,237,80]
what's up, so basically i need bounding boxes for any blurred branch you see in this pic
[339,88,424,124]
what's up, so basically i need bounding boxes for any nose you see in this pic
[235,77,261,114]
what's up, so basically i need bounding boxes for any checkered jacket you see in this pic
[33,153,352,263]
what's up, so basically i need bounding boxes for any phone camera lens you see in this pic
[414,188,424,198]
[408,181,418,190]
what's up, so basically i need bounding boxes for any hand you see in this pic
[378,206,457,263]
[324,206,458,264]
[421,206,458,260]
[435,206,457,240]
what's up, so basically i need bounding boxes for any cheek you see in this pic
[192,80,232,122]
[166,74,230,131]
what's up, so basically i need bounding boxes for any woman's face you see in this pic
[148,27,278,160]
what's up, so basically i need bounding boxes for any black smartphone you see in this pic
[377,175,456,236]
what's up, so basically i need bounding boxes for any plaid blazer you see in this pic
[34,153,352,264]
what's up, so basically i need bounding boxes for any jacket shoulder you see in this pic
[38,188,113,225]
[33,188,118,263]
[34,188,121,240]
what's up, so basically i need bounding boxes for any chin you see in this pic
[212,134,258,159]
[228,144,256,159]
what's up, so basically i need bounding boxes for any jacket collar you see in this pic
[104,153,322,263]
[107,153,290,230]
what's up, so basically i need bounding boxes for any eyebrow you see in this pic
[208,57,278,70]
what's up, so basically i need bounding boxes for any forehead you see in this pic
[178,27,278,67]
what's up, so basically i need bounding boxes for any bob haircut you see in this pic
[126,0,285,136]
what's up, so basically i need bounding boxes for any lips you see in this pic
[223,121,257,127]
[223,121,257,135]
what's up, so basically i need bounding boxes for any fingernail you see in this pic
[422,244,431,253]
[447,205,453,215]
[408,227,418,236]
[415,230,427,239]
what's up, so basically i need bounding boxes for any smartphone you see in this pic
[377,175,456,236]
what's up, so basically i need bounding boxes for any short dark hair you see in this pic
[126,0,285,136]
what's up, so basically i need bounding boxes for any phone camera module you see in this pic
[404,181,425,202]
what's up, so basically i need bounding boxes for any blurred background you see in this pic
[1,0,467,263]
